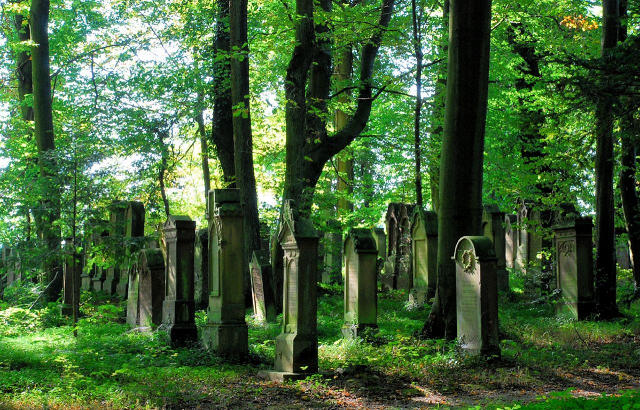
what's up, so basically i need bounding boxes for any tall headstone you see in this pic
[263,200,319,380]
[554,214,595,320]
[116,201,145,298]
[202,189,249,356]
[162,215,197,345]
[103,201,127,295]
[138,248,165,327]
[455,236,500,357]
[250,250,277,323]
[410,208,437,304]
[504,214,517,270]
[342,229,378,338]
[61,240,82,317]
[482,205,508,292]
[194,228,209,310]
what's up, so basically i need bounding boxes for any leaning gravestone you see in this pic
[202,189,249,356]
[250,250,277,323]
[455,236,500,357]
[482,205,508,292]
[554,214,595,320]
[260,200,319,380]
[194,228,209,311]
[342,228,379,339]
[116,201,145,298]
[138,248,165,327]
[410,208,437,303]
[162,215,197,345]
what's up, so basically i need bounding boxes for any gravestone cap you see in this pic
[139,248,164,269]
[345,229,378,254]
[452,236,497,262]
[278,200,318,241]
[412,208,438,236]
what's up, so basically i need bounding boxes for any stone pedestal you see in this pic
[554,216,595,320]
[342,229,378,338]
[250,250,277,323]
[116,201,145,298]
[482,205,508,292]
[455,236,500,357]
[162,215,197,345]
[138,248,165,327]
[410,209,437,304]
[201,189,248,357]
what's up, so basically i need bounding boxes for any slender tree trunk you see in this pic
[412,0,423,208]
[157,128,171,217]
[594,0,620,319]
[30,0,61,301]
[336,47,354,216]
[229,0,262,305]
[421,0,492,340]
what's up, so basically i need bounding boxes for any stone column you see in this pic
[554,215,595,320]
[138,248,165,327]
[116,201,145,298]
[342,228,378,339]
[455,236,500,357]
[410,209,437,304]
[162,215,197,345]
[482,204,508,292]
[201,189,248,356]
[250,250,277,323]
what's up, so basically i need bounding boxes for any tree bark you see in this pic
[14,9,33,121]
[335,47,354,216]
[420,0,492,340]
[594,0,620,319]
[412,0,423,208]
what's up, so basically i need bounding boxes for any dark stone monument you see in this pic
[202,189,249,356]
[342,228,379,338]
[162,215,197,345]
[554,214,595,320]
[116,201,145,298]
[250,250,277,323]
[138,248,165,327]
[482,205,508,292]
[194,228,209,311]
[455,236,500,357]
[410,208,437,304]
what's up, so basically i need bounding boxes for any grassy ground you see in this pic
[0,277,640,409]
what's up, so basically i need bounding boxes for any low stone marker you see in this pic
[455,236,500,357]
[554,215,595,320]
[482,205,508,292]
[410,208,437,304]
[250,250,277,323]
[342,228,379,339]
[260,200,319,380]
[162,215,197,345]
[138,248,165,327]
[202,189,249,356]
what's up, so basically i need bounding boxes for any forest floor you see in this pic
[1,279,640,409]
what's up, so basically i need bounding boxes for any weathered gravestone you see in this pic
[194,228,209,311]
[103,201,127,295]
[260,201,319,380]
[83,220,109,292]
[410,208,437,304]
[382,203,415,291]
[455,236,500,357]
[616,241,631,270]
[201,189,249,356]
[162,215,197,345]
[482,205,508,292]
[504,214,517,270]
[342,228,378,339]
[126,255,141,326]
[116,201,145,298]
[372,227,386,260]
[554,214,595,320]
[250,250,277,323]
[138,248,165,327]
[322,220,342,284]
[61,240,83,317]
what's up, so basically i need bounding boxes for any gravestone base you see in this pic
[165,324,198,346]
[275,333,318,374]
[557,299,595,321]
[341,324,378,340]
[201,323,249,357]
[257,370,318,382]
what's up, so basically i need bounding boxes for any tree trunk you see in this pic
[30,0,61,301]
[335,47,354,216]
[211,0,235,187]
[229,0,262,306]
[196,93,211,197]
[420,0,493,340]
[412,0,423,208]
[157,128,171,217]
[594,0,620,319]
[14,9,33,121]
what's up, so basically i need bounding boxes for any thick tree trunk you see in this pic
[14,10,33,121]
[211,0,235,186]
[335,47,354,216]
[420,0,492,340]
[412,0,423,208]
[594,0,620,319]
[229,0,262,306]
[30,0,61,301]
[620,134,640,293]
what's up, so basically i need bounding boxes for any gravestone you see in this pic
[410,208,437,304]
[482,205,508,292]
[84,220,109,292]
[455,236,500,357]
[138,248,165,327]
[116,201,145,298]
[194,228,209,310]
[616,242,631,270]
[342,229,378,338]
[372,228,386,261]
[322,220,342,284]
[103,201,127,294]
[162,215,197,345]
[554,214,595,320]
[126,255,141,326]
[382,203,414,291]
[504,214,517,270]
[261,200,319,380]
[250,250,277,323]
[202,189,249,356]
[61,240,82,317]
